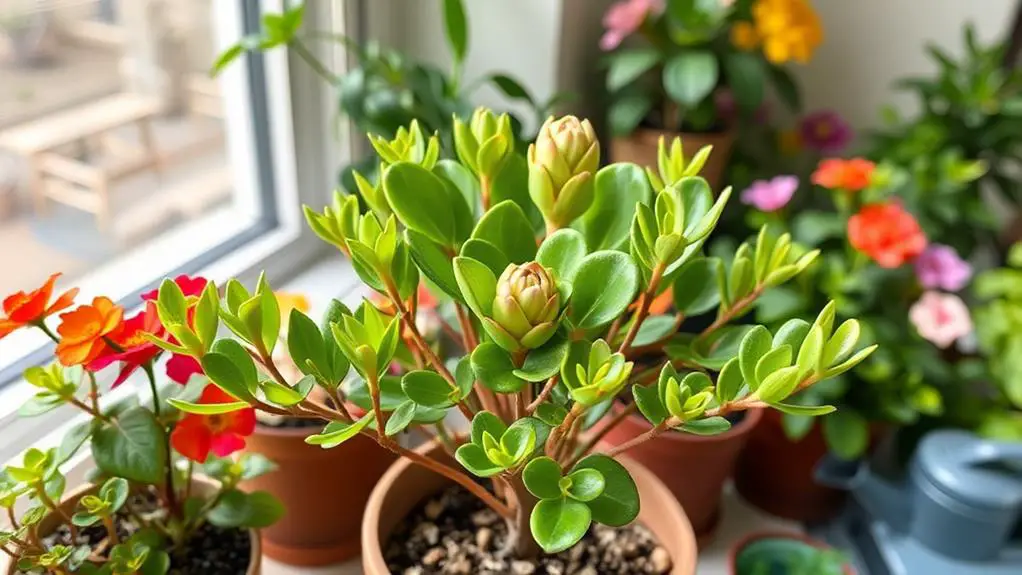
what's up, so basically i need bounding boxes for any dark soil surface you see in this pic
[18,489,251,575]
[385,485,674,575]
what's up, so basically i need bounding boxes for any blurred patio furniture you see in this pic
[0,92,163,232]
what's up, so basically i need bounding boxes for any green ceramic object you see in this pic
[733,536,848,575]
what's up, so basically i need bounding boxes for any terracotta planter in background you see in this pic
[729,531,856,575]
[734,409,885,523]
[361,441,698,575]
[610,127,735,190]
[1,479,261,574]
[242,423,395,566]
[600,405,764,546]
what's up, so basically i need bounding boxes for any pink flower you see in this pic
[740,175,799,212]
[600,0,663,50]
[800,110,852,153]
[909,291,973,349]
[914,244,972,292]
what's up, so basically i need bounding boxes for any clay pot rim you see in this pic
[615,402,764,444]
[727,530,856,575]
[2,477,261,575]
[622,126,737,146]
[361,441,698,574]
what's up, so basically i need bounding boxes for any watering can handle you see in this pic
[965,438,1022,468]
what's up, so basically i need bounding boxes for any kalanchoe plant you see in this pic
[0,275,283,574]
[163,110,874,558]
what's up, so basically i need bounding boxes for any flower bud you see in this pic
[487,262,560,351]
[454,108,515,179]
[528,116,600,230]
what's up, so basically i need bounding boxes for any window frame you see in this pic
[0,0,352,464]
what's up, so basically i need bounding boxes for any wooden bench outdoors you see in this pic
[0,93,163,232]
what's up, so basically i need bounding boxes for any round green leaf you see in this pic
[581,163,651,251]
[514,337,569,383]
[471,200,537,264]
[738,325,773,388]
[571,454,638,526]
[470,410,508,446]
[490,153,544,234]
[530,497,592,554]
[568,251,640,330]
[723,52,765,113]
[402,370,456,407]
[663,51,718,106]
[823,410,869,460]
[92,407,167,485]
[407,229,463,303]
[608,94,653,136]
[384,162,467,246]
[208,489,284,529]
[384,400,417,436]
[755,345,793,386]
[523,456,563,500]
[565,469,605,502]
[607,49,661,92]
[100,478,129,511]
[454,443,504,477]
[537,229,587,284]
[472,342,526,393]
[633,383,667,426]
[681,416,732,436]
[461,238,511,278]
[672,257,722,316]
[453,256,498,319]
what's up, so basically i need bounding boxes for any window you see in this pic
[0,0,349,460]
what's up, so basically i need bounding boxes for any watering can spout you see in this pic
[815,453,910,532]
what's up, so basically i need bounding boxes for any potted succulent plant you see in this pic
[601,0,819,187]
[0,274,282,574]
[730,532,855,575]
[155,107,874,573]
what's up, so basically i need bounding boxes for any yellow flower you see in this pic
[751,0,822,65]
[275,291,310,324]
[730,21,760,51]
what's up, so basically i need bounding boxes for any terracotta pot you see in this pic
[241,422,395,566]
[609,127,735,190]
[1,478,260,574]
[361,441,697,574]
[734,410,885,523]
[729,531,856,575]
[600,405,764,546]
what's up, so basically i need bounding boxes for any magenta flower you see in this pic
[909,291,973,349]
[740,176,799,212]
[800,110,853,153]
[914,244,972,292]
[600,0,664,51]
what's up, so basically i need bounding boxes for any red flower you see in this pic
[0,273,78,339]
[811,158,875,191]
[88,302,163,388]
[171,385,256,463]
[848,202,927,268]
[142,275,208,301]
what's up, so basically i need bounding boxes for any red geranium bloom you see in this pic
[811,158,875,192]
[848,202,928,268]
[0,273,78,339]
[88,301,163,388]
[171,385,256,463]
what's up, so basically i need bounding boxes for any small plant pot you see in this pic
[0,478,261,574]
[600,404,764,546]
[609,127,735,190]
[241,422,395,566]
[361,441,698,574]
[730,531,856,575]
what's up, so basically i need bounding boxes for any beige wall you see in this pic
[369,0,1019,130]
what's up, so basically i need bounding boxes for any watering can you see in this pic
[815,429,1022,574]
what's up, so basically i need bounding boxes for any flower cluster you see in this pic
[733,0,824,64]
[600,0,663,50]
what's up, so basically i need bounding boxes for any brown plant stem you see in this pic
[34,483,77,540]
[566,403,638,468]
[101,515,120,545]
[697,286,765,340]
[546,403,584,458]
[604,419,671,458]
[6,507,18,530]
[368,373,388,441]
[329,387,355,423]
[454,304,479,350]
[503,473,541,558]
[85,371,101,418]
[618,263,666,353]
[385,284,475,422]
[381,439,512,518]
[605,315,625,345]
[480,176,492,212]
[526,375,559,414]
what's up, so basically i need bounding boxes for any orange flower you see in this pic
[848,202,927,268]
[0,273,78,339]
[171,385,256,463]
[275,291,310,324]
[811,158,875,191]
[55,297,124,366]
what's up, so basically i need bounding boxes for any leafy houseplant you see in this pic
[154,107,873,571]
[866,25,1022,257]
[601,0,819,186]
[215,1,566,188]
[971,242,1022,441]
[730,532,853,575]
[0,275,283,574]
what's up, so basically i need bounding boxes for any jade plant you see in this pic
[0,276,283,574]
[161,110,874,557]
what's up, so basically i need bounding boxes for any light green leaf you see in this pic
[524,456,563,500]
[755,366,801,404]
[455,443,504,477]
[571,454,638,526]
[822,410,869,460]
[92,408,166,485]
[663,51,718,106]
[453,256,498,319]
[384,401,417,436]
[569,251,640,329]
[581,163,651,251]
[472,200,537,264]
[738,326,772,388]
[166,398,250,415]
[514,337,569,383]
[607,49,661,91]
[672,257,722,316]
[471,342,525,393]
[208,490,284,529]
[441,0,468,65]
[401,370,456,408]
[773,403,836,417]
[537,229,587,284]
[530,497,592,554]
[565,468,605,502]
[305,413,373,448]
